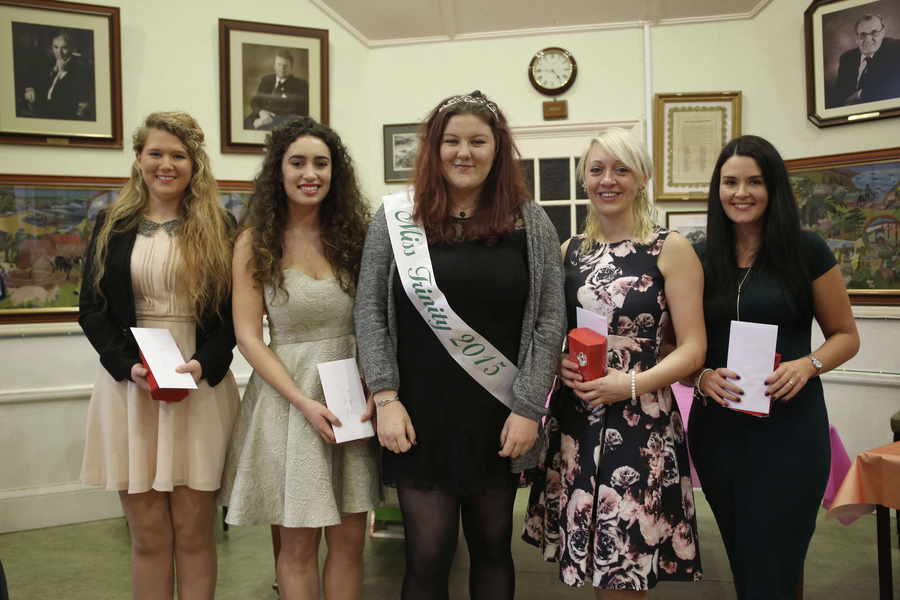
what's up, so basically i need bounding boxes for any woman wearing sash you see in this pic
[222,117,380,600]
[523,128,706,597]
[355,90,565,599]
[79,111,240,599]
[688,136,858,599]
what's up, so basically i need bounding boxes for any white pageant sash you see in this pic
[383,190,518,409]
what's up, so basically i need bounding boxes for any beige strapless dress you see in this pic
[80,228,240,493]
[221,269,380,528]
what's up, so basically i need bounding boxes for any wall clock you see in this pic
[528,47,577,96]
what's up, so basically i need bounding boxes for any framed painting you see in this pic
[383,123,419,183]
[0,0,122,148]
[785,147,900,305]
[665,210,708,245]
[218,18,329,154]
[653,92,741,201]
[0,174,253,324]
[805,0,900,128]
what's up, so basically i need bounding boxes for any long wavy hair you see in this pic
[240,117,370,296]
[413,90,529,242]
[576,128,656,253]
[703,135,811,317]
[91,111,233,319]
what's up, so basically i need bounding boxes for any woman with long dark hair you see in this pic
[689,135,859,599]
[222,117,379,600]
[79,111,240,600]
[354,90,565,599]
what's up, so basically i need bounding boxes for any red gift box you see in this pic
[568,328,607,381]
[140,352,189,403]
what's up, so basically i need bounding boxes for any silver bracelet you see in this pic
[630,369,637,401]
[375,392,400,408]
[695,368,714,396]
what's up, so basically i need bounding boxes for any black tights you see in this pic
[397,484,517,600]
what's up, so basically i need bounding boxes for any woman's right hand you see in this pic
[294,399,341,444]
[130,363,151,391]
[377,402,416,454]
[560,355,583,389]
[698,368,744,407]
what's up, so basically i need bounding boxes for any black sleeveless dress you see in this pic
[384,227,529,495]
[524,230,702,590]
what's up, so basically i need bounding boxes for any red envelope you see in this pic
[568,328,607,381]
[140,352,189,403]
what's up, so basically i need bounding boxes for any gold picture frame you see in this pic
[653,92,742,201]
[785,147,900,306]
[0,174,253,324]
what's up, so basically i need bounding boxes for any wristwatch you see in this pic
[375,392,400,408]
[809,354,823,374]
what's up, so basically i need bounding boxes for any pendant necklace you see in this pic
[736,264,753,321]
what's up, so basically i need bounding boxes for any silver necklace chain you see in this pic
[736,264,753,321]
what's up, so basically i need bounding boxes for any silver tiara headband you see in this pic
[438,93,499,120]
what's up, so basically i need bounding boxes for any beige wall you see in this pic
[1,0,898,532]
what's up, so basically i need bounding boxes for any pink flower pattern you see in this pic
[524,231,702,589]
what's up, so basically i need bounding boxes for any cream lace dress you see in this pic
[80,224,240,493]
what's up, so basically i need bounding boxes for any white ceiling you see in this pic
[310,0,773,47]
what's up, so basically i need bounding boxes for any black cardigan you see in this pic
[78,210,236,386]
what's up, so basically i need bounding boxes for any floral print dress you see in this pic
[523,230,702,590]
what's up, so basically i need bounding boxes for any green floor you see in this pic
[1,490,897,599]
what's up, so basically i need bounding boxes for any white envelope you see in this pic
[725,320,778,415]
[577,307,609,337]
[130,327,197,389]
[317,358,375,444]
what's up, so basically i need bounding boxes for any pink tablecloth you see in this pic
[672,383,702,488]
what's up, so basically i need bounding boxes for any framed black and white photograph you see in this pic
[805,0,900,127]
[0,0,121,148]
[383,123,419,183]
[665,210,708,245]
[219,19,329,154]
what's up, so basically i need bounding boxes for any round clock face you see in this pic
[529,47,577,96]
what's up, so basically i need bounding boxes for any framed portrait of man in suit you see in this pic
[0,0,122,148]
[219,19,329,154]
[806,0,900,127]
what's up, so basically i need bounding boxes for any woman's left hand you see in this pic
[765,358,817,402]
[175,359,203,383]
[573,368,632,407]
[499,413,538,459]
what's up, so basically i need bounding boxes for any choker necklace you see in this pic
[736,264,753,321]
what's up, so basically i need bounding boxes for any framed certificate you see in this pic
[653,92,742,201]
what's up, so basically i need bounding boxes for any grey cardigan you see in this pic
[354,199,566,471]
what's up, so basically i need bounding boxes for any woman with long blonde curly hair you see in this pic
[79,111,240,600]
[222,117,379,600]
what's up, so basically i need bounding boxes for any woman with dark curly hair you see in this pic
[355,91,565,599]
[221,117,379,600]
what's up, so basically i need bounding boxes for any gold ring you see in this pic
[788,379,794,386]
